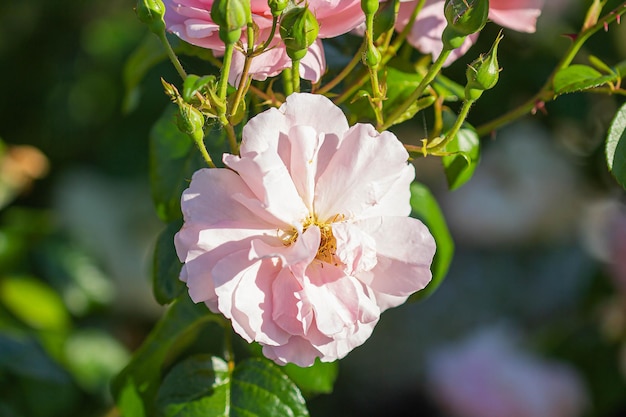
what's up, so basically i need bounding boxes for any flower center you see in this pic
[280,215,342,263]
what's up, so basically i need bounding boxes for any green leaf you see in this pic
[149,105,206,222]
[0,276,70,331]
[409,182,454,301]
[282,359,338,395]
[606,102,626,189]
[156,356,309,417]
[111,296,219,416]
[441,110,480,190]
[0,334,77,417]
[553,64,616,95]
[155,355,230,417]
[345,66,460,125]
[153,220,185,305]
[123,34,167,113]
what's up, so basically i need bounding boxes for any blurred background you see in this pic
[0,0,625,416]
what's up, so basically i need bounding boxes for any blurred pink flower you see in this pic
[395,0,544,65]
[163,0,365,84]
[426,327,588,417]
[175,93,436,366]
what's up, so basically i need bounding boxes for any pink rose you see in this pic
[395,0,544,65]
[426,327,588,417]
[163,0,365,84]
[175,93,436,366]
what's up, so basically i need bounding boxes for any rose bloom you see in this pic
[175,93,436,366]
[163,0,365,84]
[395,0,544,65]
[426,327,588,417]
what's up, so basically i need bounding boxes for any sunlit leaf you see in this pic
[409,182,454,301]
[0,276,70,331]
[156,356,309,417]
[282,359,338,395]
[553,64,616,95]
[153,220,185,305]
[441,110,480,190]
[606,102,626,189]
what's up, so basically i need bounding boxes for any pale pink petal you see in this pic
[223,149,309,229]
[309,0,366,38]
[262,335,325,367]
[489,0,544,33]
[179,168,271,227]
[274,93,350,141]
[271,267,310,336]
[231,256,291,346]
[302,262,380,336]
[229,44,289,85]
[395,0,478,66]
[211,250,289,346]
[332,221,378,275]
[299,40,326,83]
[354,216,436,310]
[240,93,347,158]
[314,124,414,220]
[314,318,377,361]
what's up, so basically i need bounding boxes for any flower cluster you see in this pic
[175,93,436,366]
[396,0,544,65]
[163,0,366,84]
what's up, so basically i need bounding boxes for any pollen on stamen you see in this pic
[280,215,342,263]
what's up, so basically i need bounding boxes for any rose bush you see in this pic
[174,93,436,366]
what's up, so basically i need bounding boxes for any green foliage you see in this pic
[112,296,221,416]
[153,220,186,305]
[409,182,454,301]
[606,102,626,189]
[441,110,480,190]
[282,360,338,395]
[0,276,70,332]
[149,105,208,222]
[156,356,309,417]
[552,64,616,95]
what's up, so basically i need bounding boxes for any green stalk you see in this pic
[476,0,626,137]
[158,32,187,80]
[428,99,474,153]
[382,48,451,130]
[218,42,235,101]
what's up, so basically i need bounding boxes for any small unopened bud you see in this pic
[136,0,166,34]
[268,0,288,17]
[365,44,381,68]
[211,0,250,44]
[279,6,320,61]
[465,31,503,100]
[177,103,205,143]
[361,0,379,17]
[444,0,489,35]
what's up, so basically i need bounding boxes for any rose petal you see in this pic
[489,0,544,33]
[332,221,378,274]
[224,149,309,229]
[262,335,325,367]
[353,216,436,310]
[314,124,414,220]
